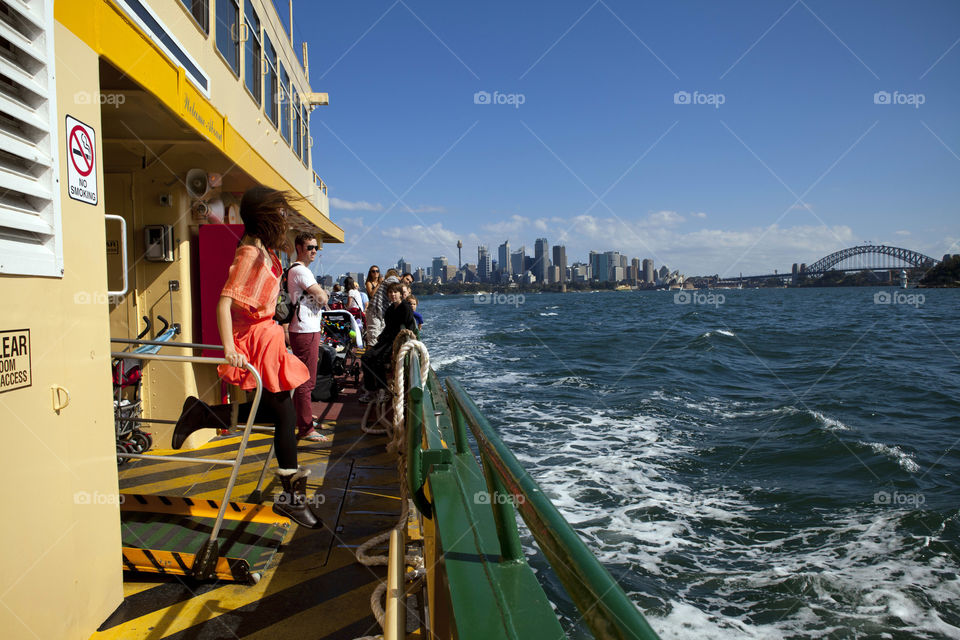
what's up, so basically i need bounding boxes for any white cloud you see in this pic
[644,210,685,226]
[330,197,384,212]
[329,198,446,215]
[481,214,531,236]
[407,205,446,214]
[691,212,708,219]
[895,230,911,236]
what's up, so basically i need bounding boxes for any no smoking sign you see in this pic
[66,115,97,205]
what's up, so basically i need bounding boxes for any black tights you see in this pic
[260,390,298,470]
[202,390,298,469]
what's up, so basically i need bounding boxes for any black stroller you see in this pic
[112,316,178,465]
[319,309,363,385]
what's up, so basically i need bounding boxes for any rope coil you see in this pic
[353,334,429,640]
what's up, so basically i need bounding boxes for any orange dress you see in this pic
[216,245,309,393]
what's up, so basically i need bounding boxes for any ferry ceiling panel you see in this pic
[97,62,338,240]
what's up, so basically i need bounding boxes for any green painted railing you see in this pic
[403,353,661,640]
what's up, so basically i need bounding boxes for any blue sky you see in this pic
[288,1,959,278]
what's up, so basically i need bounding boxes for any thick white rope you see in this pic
[353,335,430,640]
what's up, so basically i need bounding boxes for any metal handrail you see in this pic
[109,346,266,579]
[112,338,223,350]
[444,377,661,640]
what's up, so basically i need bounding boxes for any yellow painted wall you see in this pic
[0,23,123,640]
[54,0,338,234]
[104,154,228,448]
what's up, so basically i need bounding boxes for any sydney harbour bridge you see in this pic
[714,244,941,286]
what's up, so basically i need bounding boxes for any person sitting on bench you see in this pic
[358,282,417,403]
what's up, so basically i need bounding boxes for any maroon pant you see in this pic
[289,331,322,435]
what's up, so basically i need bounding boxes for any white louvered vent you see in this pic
[0,0,62,277]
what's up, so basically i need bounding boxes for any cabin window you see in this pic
[243,2,262,104]
[215,0,240,76]
[291,89,301,158]
[178,0,209,33]
[0,0,64,277]
[279,64,291,143]
[301,103,309,166]
[265,35,278,125]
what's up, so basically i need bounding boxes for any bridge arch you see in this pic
[806,245,939,272]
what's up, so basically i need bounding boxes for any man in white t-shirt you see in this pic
[287,233,329,442]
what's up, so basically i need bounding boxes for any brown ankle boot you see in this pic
[273,468,322,529]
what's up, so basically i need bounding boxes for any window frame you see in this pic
[177,0,209,34]
[264,34,279,126]
[243,1,262,105]
[279,63,291,143]
[214,0,241,77]
[300,101,310,166]
[291,88,301,158]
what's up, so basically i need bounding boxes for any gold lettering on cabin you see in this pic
[183,94,224,145]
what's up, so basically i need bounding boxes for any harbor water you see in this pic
[422,287,960,639]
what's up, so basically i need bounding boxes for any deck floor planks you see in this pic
[93,389,404,639]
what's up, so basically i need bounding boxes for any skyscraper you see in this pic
[432,256,448,283]
[604,251,621,282]
[552,245,567,283]
[534,238,549,284]
[631,257,640,285]
[589,251,601,282]
[510,245,526,276]
[498,240,510,277]
[477,245,491,282]
[643,258,654,284]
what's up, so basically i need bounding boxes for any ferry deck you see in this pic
[92,384,413,640]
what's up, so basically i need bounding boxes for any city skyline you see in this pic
[296,2,958,278]
[316,235,943,287]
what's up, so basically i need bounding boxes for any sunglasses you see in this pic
[305,245,318,250]
[370,269,380,273]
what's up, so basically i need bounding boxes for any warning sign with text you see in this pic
[0,329,31,394]
[66,115,97,205]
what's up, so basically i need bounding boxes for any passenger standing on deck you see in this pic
[286,232,329,443]
[364,268,400,348]
[359,282,417,402]
[364,265,382,304]
[407,295,423,332]
[171,186,322,529]
[343,276,364,313]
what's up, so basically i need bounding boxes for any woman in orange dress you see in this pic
[172,186,321,528]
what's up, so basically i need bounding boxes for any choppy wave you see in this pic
[420,288,960,639]
[862,441,921,473]
[700,329,736,339]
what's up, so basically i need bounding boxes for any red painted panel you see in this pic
[198,224,245,358]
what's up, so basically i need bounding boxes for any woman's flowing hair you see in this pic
[239,186,299,252]
[366,265,380,283]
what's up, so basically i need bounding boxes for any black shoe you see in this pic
[171,396,214,449]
